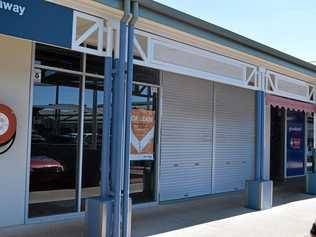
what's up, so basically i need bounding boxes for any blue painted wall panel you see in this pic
[0,0,73,48]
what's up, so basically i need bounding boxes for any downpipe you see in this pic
[100,57,113,198]
[122,1,139,237]
[111,0,131,236]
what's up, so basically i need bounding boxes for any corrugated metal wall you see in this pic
[159,72,255,201]
[159,72,213,201]
[212,83,255,193]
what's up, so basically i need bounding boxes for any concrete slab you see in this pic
[0,219,84,237]
[132,190,316,237]
[136,197,316,237]
[0,180,315,237]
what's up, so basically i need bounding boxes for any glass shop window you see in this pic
[35,44,82,72]
[30,70,81,217]
[29,43,161,219]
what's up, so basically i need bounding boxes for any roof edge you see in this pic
[139,0,316,74]
[95,0,316,76]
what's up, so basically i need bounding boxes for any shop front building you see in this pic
[0,0,316,230]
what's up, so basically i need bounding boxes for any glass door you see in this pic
[29,70,81,217]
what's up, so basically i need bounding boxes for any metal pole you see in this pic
[109,2,130,236]
[75,52,86,211]
[260,91,265,180]
[123,1,138,236]
[100,56,113,198]
[112,19,129,237]
[110,58,119,193]
[122,24,134,237]
[255,90,264,180]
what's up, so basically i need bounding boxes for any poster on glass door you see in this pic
[131,109,155,161]
[287,110,305,177]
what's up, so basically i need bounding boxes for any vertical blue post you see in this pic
[85,56,114,237]
[110,58,119,193]
[100,56,113,198]
[255,90,266,180]
[246,90,273,210]
[259,92,266,180]
[122,16,137,237]
[255,91,263,180]
[111,20,128,237]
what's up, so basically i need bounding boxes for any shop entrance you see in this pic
[269,105,314,205]
[270,107,308,181]
[270,107,285,181]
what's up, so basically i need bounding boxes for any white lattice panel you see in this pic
[266,70,315,103]
[133,30,259,90]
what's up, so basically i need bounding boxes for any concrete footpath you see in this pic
[0,185,315,237]
[136,197,316,237]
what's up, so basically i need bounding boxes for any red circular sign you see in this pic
[0,104,16,146]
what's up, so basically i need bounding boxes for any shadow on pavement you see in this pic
[132,192,254,237]
[133,177,315,237]
[0,177,314,237]
[273,177,314,207]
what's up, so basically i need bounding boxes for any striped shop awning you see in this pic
[266,94,316,112]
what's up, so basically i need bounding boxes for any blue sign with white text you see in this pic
[0,0,73,48]
[287,110,305,177]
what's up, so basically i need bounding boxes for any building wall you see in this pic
[0,36,32,227]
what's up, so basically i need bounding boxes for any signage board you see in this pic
[131,109,155,161]
[0,0,73,48]
[287,110,305,177]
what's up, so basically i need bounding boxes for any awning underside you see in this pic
[266,95,316,113]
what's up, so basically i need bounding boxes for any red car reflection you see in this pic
[30,156,64,191]
[31,156,64,171]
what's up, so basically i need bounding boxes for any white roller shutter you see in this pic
[213,83,255,193]
[160,72,213,201]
